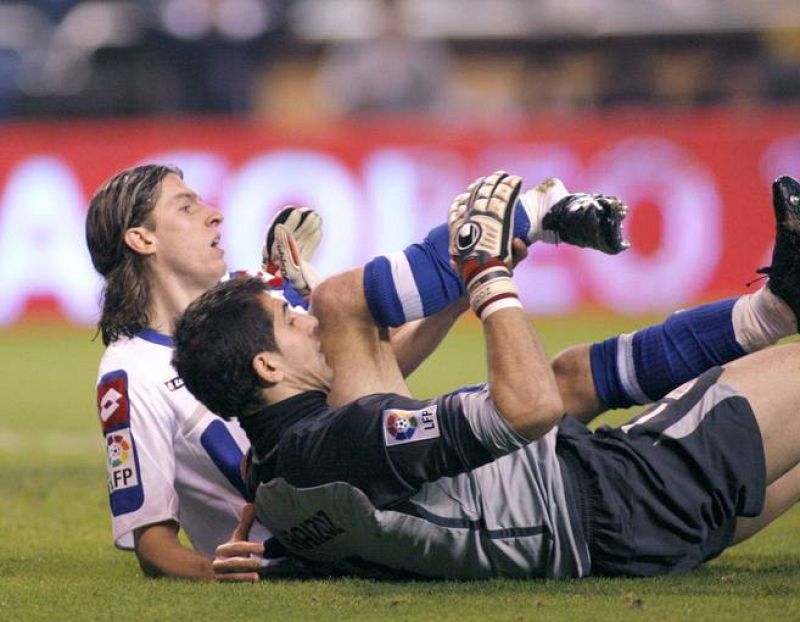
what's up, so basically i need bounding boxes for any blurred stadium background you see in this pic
[2,2,800,617]
[0,0,799,326]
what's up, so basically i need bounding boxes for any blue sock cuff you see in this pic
[363,256,407,328]
[414,224,464,315]
[590,297,746,408]
[363,224,464,328]
[513,199,531,242]
[590,337,638,409]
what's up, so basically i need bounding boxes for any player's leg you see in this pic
[362,179,626,328]
[312,268,411,407]
[556,288,796,423]
[555,175,800,423]
[718,343,800,484]
[561,363,770,577]
[315,175,625,406]
[733,462,800,544]
[729,178,800,539]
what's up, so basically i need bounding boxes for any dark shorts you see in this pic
[557,367,766,577]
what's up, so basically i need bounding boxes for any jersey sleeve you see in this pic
[274,387,528,509]
[97,367,180,550]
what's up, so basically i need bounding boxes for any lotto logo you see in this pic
[97,371,129,432]
[99,387,123,422]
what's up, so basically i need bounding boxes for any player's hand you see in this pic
[449,171,521,272]
[212,503,262,582]
[542,193,629,255]
[213,540,265,583]
[511,239,528,267]
[263,206,322,268]
[263,206,323,296]
[448,171,523,320]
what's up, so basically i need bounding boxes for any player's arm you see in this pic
[389,242,528,378]
[451,172,563,440]
[389,298,469,377]
[483,308,563,440]
[264,208,465,380]
[97,371,216,580]
[133,521,214,580]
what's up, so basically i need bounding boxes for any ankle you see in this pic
[515,178,568,244]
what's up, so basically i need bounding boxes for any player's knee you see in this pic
[552,347,580,382]
[552,346,590,397]
[552,345,603,422]
[310,271,365,324]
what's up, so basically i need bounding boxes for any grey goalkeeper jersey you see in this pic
[243,388,590,579]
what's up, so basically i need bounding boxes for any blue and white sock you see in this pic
[363,224,464,327]
[514,178,568,244]
[363,181,572,327]
[731,284,797,350]
[590,288,796,408]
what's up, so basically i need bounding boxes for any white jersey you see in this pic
[95,330,271,556]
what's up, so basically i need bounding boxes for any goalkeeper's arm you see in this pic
[451,171,563,440]
[482,303,563,441]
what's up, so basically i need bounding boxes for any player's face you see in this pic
[265,295,334,392]
[147,174,226,291]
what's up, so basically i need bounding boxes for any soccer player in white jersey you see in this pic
[86,164,628,580]
[175,172,800,581]
[86,166,266,579]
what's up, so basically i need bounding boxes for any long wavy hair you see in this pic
[86,165,181,345]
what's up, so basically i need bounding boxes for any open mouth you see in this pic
[211,236,221,249]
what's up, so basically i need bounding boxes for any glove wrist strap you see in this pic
[464,261,521,320]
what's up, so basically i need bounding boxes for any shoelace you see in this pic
[745,269,770,288]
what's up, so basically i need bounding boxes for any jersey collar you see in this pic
[136,329,174,347]
[241,391,328,458]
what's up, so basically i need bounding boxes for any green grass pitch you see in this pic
[1,316,797,621]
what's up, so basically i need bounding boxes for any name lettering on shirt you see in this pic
[276,510,344,551]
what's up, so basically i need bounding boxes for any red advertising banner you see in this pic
[1,109,799,324]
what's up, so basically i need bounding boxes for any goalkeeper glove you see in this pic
[449,171,523,320]
[263,207,323,296]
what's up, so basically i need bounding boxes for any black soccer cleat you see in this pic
[757,175,800,326]
[541,193,630,255]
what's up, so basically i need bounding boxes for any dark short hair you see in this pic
[85,164,182,345]
[173,277,279,419]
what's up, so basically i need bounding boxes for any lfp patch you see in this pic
[97,370,143,515]
[105,428,139,491]
[383,405,440,447]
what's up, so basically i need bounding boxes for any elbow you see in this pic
[496,389,564,442]
[135,551,165,579]
[521,394,565,441]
